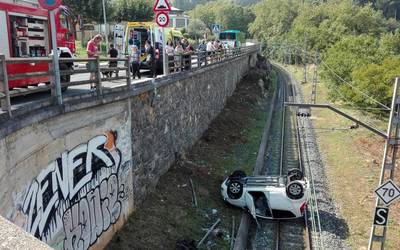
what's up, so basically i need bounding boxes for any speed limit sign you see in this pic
[156,12,169,27]
[375,179,400,205]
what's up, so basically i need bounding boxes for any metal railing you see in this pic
[0,44,260,117]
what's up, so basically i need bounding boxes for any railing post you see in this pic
[126,56,131,88]
[180,54,183,72]
[188,54,192,70]
[205,51,208,66]
[0,54,11,117]
[95,56,102,96]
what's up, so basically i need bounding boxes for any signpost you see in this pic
[38,0,62,105]
[153,0,171,76]
[212,24,220,37]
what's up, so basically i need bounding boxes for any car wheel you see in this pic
[288,169,303,181]
[227,180,243,199]
[230,170,246,179]
[286,181,304,200]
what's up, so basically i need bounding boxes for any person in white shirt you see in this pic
[165,41,175,56]
[206,40,214,52]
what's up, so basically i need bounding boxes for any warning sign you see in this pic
[153,0,171,12]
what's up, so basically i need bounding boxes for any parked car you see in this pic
[221,169,310,219]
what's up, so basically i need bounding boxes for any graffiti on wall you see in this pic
[15,131,130,249]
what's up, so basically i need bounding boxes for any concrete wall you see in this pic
[0,53,255,250]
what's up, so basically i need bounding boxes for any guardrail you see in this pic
[0,44,260,117]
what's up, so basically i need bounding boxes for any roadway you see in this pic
[9,69,155,111]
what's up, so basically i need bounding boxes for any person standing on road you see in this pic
[130,45,141,80]
[144,40,156,78]
[198,40,207,66]
[87,34,102,90]
[107,44,119,78]
[174,42,184,71]
[165,41,175,72]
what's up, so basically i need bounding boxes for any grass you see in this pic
[285,64,400,249]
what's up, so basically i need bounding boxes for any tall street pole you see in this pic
[50,10,62,105]
[102,0,109,46]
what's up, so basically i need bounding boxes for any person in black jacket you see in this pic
[144,40,156,78]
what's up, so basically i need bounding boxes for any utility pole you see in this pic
[303,34,307,83]
[102,0,109,46]
[311,50,318,104]
[368,78,400,250]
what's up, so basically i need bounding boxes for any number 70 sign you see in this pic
[375,180,400,205]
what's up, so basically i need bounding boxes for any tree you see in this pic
[379,31,400,56]
[113,0,154,22]
[321,35,383,102]
[289,0,390,52]
[188,0,255,37]
[352,58,400,107]
[249,0,299,47]
[63,0,113,24]
[187,19,210,40]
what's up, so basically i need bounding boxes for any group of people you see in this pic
[164,38,195,72]
[85,34,229,84]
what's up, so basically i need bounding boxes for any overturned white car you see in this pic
[221,169,310,219]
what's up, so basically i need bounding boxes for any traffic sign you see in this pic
[373,207,389,226]
[375,179,400,205]
[38,0,62,10]
[153,0,171,12]
[155,12,169,27]
[212,24,220,34]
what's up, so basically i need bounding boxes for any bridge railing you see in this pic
[0,44,260,117]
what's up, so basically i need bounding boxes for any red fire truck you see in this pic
[0,0,75,89]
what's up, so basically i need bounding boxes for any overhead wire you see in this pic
[319,60,391,111]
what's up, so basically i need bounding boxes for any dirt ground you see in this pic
[106,72,271,249]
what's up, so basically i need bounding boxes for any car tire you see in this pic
[227,180,243,199]
[288,169,303,181]
[286,181,304,200]
[230,170,246,179]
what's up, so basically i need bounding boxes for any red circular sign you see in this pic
[155,12,169,27]
[38,0,62,10]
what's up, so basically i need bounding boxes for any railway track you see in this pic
[245,65,311,250]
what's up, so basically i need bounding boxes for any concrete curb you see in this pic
[233,65,280,250]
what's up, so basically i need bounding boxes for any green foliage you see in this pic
[113,0,153,21]
[251,0,400,109]
[249,0,299,46]
[352,58,400,107]
[289,0,390,52]
[63,0,114,23]
[188,0,255,36]
[322,35,381,85]
[379,31,400,56]
[187,19,210,40]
